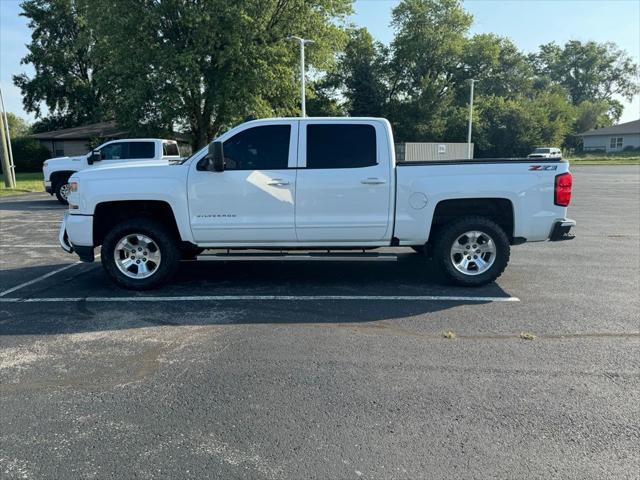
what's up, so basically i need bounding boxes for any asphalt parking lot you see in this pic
[1,165,638,479]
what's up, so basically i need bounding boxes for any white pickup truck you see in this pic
[43,138,181,204]
[59,117,575,289]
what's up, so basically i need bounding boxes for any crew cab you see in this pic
[43,138,181,204]
[527,147,562,159]
[59,117,575,289]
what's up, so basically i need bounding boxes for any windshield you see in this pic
[533,148,551,153]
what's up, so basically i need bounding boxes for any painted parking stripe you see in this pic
[0,261,84,297]
[0,295,520,303]
[0,245,62,248]
[0,220,61,223]
[0,254,100,297]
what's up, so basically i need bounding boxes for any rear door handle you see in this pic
[361,177,386,185]
[267,179,290,186]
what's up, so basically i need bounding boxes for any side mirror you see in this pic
[88,150,101,165]
[209,141,225,172]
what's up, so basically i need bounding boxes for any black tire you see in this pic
[432,216,510,287]
[54,178,71,204]
[101,218,180,290]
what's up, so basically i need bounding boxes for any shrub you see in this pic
[10,137,51,172]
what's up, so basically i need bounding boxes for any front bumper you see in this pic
[59,212,95,261]
[59,212,73,253]
[44,180,52,194]
[549,218,576,241]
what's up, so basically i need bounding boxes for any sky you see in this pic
[1,0,639,124]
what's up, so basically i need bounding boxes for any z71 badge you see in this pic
[529,165,558,171]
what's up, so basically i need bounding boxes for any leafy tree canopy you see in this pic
[90,0,351,148]
[533,40,639,114]
[5,113,31,138]
[14,0,110,126]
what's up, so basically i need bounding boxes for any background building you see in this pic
[31,121,191,157]
[579,119,640,152]
[395,142,473,162]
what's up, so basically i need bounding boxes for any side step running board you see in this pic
[196,252,398,262]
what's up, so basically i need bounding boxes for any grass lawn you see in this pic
[566,151,640,165]
[0,172,45,197]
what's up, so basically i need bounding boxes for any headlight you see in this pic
[70,182,78,192]
[43,161,49,168]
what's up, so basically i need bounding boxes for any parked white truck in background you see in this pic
[527,147,562,159]
[43,138,182,204]
[59,117,575,289]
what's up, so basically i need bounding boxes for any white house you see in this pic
[578,119,640,152]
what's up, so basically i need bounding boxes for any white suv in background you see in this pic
[528,147,562,159]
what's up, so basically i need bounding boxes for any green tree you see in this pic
[563,100,615,150]
[5,113,31,138]
[533,40,639,119]
[326,28,390,117]
[10,137,51,172]
[13,0,110,128]
[387,0,473,141]
[91,0,351,149]
[456,34,534,101]
[472,90,574,157]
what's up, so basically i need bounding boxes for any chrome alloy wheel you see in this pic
[114,234,162,279]
[59,183,71,201]
[450,230,496,276]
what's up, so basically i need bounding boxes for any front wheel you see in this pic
[101,218,180,290]
[432,216,510,287]
[54,179,71,204]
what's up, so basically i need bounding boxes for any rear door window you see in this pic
[306,124,376,169]
[128,142,156,159]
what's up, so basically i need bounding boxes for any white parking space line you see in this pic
[0,261,84,297]
[0,254,100,297]
[0,220,61,223]
[0,295,520,303]
[0,245,61,248]
[0,244,62,250]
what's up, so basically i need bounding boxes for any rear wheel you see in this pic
[101,218,180,290]
[432,216,510,286]
[54,178,71,204]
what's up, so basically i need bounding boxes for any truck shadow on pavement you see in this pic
[0,257,515,336]
[0,195,64,212]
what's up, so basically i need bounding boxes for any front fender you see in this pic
[75,176,193,243]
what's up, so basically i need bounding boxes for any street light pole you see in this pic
[0,86,16,188]
[467,79,477,159]
[288,36,314,117]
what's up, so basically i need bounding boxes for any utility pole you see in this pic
[467,79,477,159]
[0,86,16,186]
[288,36,314,117]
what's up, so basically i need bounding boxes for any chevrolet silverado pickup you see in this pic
[43,138,181,204]
[59,117,575,289]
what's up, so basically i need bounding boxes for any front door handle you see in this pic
[361,177,386,185]
[267,179,290,186]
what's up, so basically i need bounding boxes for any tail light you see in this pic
[554,172,572,207]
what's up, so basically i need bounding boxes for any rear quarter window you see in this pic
[163,142,180,156]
